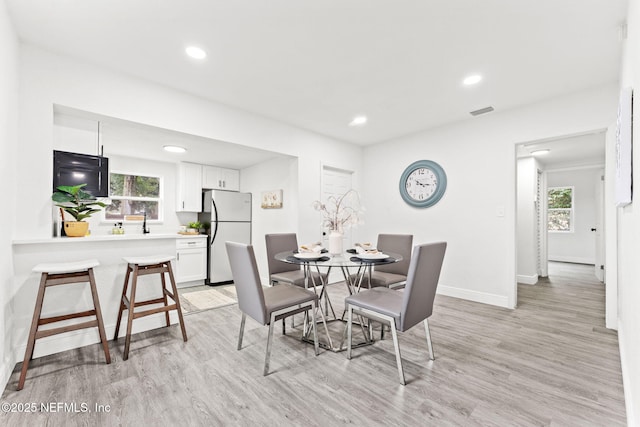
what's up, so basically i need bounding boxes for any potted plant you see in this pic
[52,184,107,237]
[187,221,202,234]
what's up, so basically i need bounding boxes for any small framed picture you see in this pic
[261,189,283,209]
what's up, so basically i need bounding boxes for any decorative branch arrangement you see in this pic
[312,189,363,232]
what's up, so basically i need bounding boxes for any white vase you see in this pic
[329,230,343,255]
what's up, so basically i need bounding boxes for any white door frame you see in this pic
[537,168,549,278]
[594,169,605,282]
[604,125,618,330]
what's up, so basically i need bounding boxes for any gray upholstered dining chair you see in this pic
[265,233,327,287]
[226,241,320,376]
[351,233,413,289]
[345,241,447,385]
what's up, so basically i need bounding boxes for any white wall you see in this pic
[0,0,18,391]
[241,156,299,283]
[546,168,599,264]
[363,84,618,309]
[517,157,539,284]
[17,44,363,242]
[616,0,640,423]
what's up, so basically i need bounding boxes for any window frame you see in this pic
[547,186,574,233]
[103,170,164,223]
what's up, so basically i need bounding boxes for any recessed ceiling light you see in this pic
[164,145,187,153]
[349,115,368,127]
[185,46,207,60]
[463,74,482,86]
[531,149,550,155]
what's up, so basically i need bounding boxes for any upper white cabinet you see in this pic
[202,165,240,191]
[177,162,203,212]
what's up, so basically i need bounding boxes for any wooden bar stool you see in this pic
[114,255,187,360]
[18,259,111,391]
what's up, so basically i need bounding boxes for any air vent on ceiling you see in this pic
[470,106,494,116]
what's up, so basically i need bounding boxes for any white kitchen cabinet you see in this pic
[202,165,240,191]
[175,238,207,284]
[177,162,203,212]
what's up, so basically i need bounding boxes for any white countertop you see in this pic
[12,233,208,245]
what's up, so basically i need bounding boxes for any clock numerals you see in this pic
[406,168,437,201]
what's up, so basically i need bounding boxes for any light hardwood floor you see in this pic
[0,262,626,426]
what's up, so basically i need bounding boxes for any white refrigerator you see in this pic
[199,190,252,285]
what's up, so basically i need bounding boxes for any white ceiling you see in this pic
[6,0,628,149]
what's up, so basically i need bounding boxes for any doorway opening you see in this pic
[515,130,606,307]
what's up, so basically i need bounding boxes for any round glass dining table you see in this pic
[274,250,403,351]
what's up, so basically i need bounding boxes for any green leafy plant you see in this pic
[52,184,107,221]
[188,221,203,230]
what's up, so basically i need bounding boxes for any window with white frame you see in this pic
[547,186,573,232]
[105,172,162,221]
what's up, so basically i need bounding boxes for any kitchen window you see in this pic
[105,172,162,221]
[547,186,573,232]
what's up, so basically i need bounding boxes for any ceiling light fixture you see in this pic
[349,115,368,127]
[463,74,482,86]
[531,149,550,155]
[164,145,187,153]
[185,46,207,60]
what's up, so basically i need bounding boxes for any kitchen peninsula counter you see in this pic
[13,233,207,245]
[10,233,207,364]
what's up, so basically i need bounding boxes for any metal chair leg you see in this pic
[263,313,276,376]
[424,318,435,360]
[389,318,406,386]
[237,313,246,350]
[346,305,353,360]
[311,301,319,356]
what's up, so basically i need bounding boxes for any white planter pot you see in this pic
[328,230,343,255]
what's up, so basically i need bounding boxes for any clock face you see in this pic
[405,168,438,201]
[399,160,447,208]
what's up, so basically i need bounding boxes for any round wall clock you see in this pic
[399,160,447,208]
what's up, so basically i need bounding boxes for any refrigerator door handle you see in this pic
[211,220,219,247]
[210,199,219,247]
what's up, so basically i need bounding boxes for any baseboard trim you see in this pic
[517,274,538,285]
[618,323,637,427]
[548,256,595,265]
[437,285,510,308]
